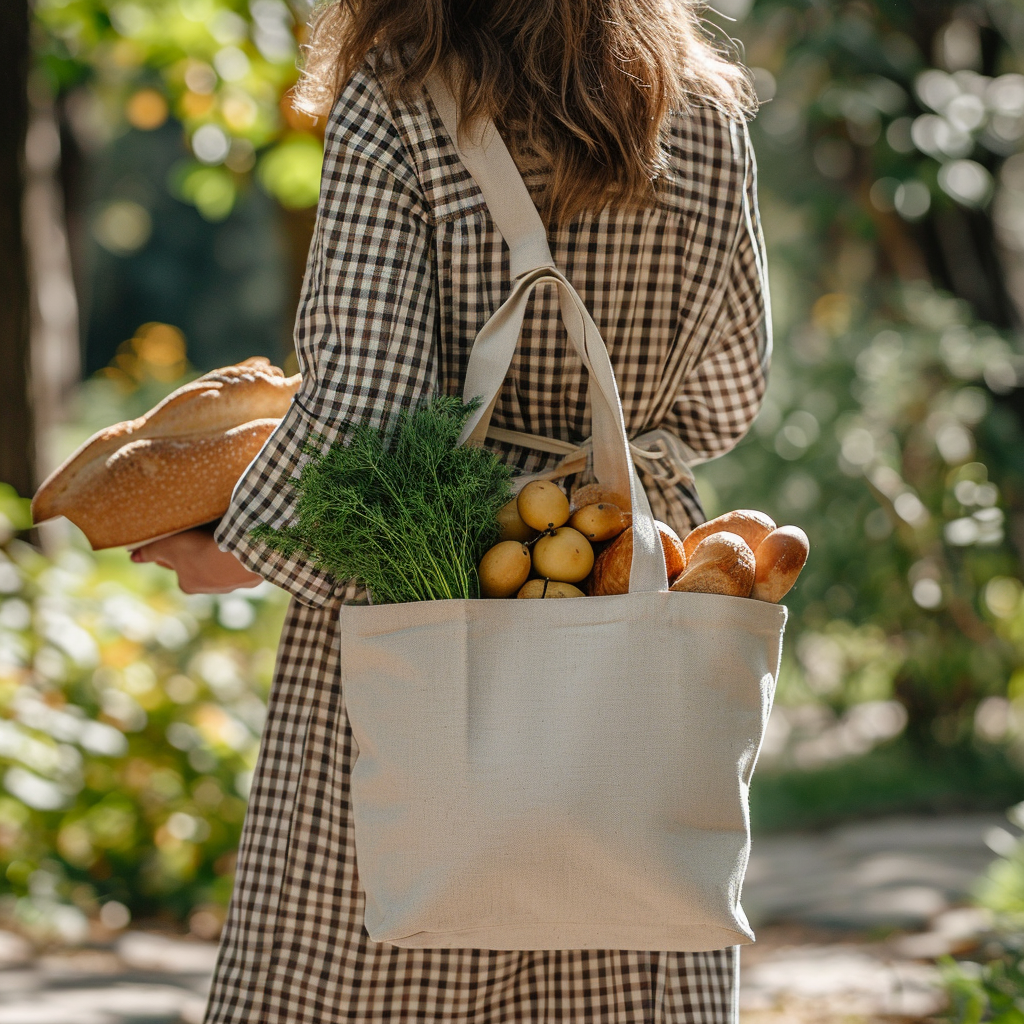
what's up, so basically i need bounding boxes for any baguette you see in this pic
[32,357,300,549]
[670,531,755,598]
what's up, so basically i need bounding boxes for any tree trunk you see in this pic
[0,0,33,498]
[280,205,317,372]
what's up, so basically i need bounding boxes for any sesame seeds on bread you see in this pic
[32,357,301,550]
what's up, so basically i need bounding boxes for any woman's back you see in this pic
[285,65,768,543]
[205,8,770,1024]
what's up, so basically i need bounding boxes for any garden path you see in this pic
[0,812,1009,1023]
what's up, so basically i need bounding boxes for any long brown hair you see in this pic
[295,0,755,225]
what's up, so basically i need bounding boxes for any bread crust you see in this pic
[569,482,631,514]
[681,509,776,562]
[752,526,810,603]
[32,357,300,549]
[589,522,686,596]
[670,531,755,598]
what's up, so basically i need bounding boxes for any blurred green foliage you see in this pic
[942,954,1024,1024]
[0,511,286,939]
[694,0,1024,783]
[751,739,1024,832]
[33,0,323,220]
[938,803,1024,1020]
[704,285,1024,768]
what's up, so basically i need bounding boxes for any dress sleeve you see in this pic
[662,125,771,465]
[214,68,437,607]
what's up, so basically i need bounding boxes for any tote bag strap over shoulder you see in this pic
[425,73,668,595]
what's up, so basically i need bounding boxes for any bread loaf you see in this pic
[682,509,776,561]
[589,522,686,596]
[32,357,300,549]
[752,526,810,603]
[569,482,631,513]
[670,531,755,598]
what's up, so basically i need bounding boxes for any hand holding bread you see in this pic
[130,528,264,594]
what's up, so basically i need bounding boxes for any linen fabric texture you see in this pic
[208,58,771,1024]
[342,593,785,952]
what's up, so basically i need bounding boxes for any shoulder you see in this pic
[323,61,485,224]
[656,96,753,213]
[322,64,418,182]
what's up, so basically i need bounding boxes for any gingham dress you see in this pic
[209,61,769,1024]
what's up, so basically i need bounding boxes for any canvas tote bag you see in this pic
[335,75,788,952]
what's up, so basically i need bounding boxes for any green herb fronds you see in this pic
[252,395,513,603]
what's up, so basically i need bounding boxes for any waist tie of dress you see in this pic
[485,426,698,492]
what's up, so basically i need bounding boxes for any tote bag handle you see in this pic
[425,74,669,595]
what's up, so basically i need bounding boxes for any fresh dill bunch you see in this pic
[252,395,514,603]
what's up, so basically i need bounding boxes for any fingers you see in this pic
[130,543,168,564]
[130,530,204,562]
[130,539,176,570]
[128,529,262,594]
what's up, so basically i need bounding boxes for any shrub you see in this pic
[0,490,286,940]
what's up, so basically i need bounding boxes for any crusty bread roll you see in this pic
[32,357,300,550]
[682,509,776,562]
[589,521,686,596]
[752,526,810,603]
[670,531,755,598]
[569,482,631,514]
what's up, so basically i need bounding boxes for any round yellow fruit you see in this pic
[517,579,586,599]
[517,481,570,532]
[568,502,630,542]
[478,541,532,598]
[495,497,537,543]
[531,527,594,584]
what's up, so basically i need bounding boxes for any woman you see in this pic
[135,0,770,1019]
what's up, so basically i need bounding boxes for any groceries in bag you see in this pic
[242,390,807,606]
[670,515,810,602]
[517,579,586,599]
[670,531,754,597]
[478,483,809,603]
[31,357,300,549]
[478,541,532,598]
[750,525,811,602]
[569,501,631,542]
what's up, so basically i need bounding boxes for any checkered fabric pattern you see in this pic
[208,60,769,1024]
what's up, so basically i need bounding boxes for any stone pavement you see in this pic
[740,812,1007,1022]
[0,813,1012,1023]
[745,813,1006,931]
[0,931,215,1023]
[740,926,954,1023]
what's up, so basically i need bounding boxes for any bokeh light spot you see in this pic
[126,89,169,130]
[92,201,152,255]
